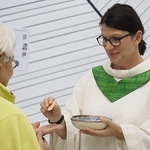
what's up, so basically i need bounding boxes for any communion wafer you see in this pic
[47,101,56,111]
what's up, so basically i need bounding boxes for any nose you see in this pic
[104,41,115,50]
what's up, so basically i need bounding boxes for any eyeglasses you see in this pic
[12,59,19,69]
[3,53,19,69]
[96,33,131,47]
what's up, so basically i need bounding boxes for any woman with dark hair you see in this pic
[100,3,146,55]
[39,3,150,150]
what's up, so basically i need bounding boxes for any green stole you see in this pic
[92,66,150,102]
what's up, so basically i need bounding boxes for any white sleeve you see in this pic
[115,119,150,150]
[50,70,92,150]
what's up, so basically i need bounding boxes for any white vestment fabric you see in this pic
[50,59,150,150]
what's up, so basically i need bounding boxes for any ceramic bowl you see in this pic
[71,115,109,130]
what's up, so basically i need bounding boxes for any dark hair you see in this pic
[100,3,146,55]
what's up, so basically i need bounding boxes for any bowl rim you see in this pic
[71,115,110,123]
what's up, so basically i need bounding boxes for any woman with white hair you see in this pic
[0,22,51,150]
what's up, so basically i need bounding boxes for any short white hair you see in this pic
[0,22,16,62]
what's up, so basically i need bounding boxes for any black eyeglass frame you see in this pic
[3,53,19,69]
[12,59,19,69]
[96,33,131,47]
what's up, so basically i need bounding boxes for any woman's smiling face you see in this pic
[101,24,142,70]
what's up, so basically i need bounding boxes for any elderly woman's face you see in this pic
[0,59,13,86]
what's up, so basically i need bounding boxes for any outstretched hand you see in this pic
[31,122,52,150]
[35,124,63,136]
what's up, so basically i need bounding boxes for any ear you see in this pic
[134,30,143,45]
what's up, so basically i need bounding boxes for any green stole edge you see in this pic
[92,66,150,102]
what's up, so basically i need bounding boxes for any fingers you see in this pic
[100,117,113,127]
[80,128,105,136]
[40,97,55,111]
[35,124,63,136]
[31,122,40,129]
[79,117,113,137]
[36,131,43,141]
[36,132,49,150]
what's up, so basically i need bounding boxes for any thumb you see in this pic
[31,122,40,129]
[37,132,49,150]
[37,131,43,141]
[100,117,112,125]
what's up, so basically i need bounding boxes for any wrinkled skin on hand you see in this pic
[35,124,63,136]
[37,132,49,150]
[31,122,50,150]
